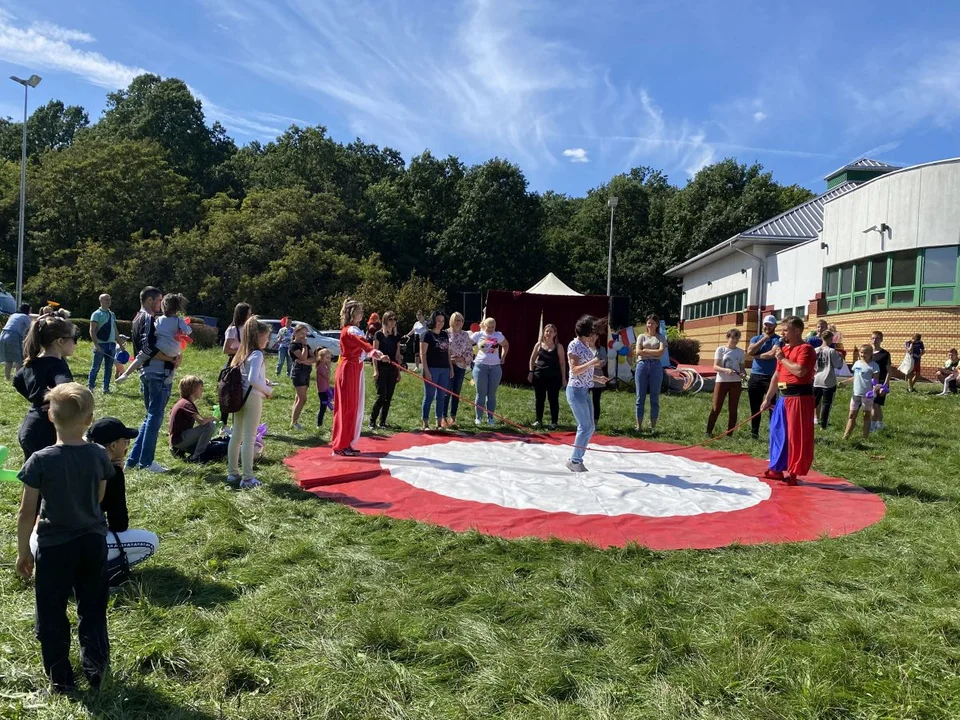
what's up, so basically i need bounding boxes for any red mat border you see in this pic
[285,432,886,550]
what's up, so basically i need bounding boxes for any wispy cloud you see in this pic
[563,148,589,163]
[0,12,285,139]
[753,111,767,123]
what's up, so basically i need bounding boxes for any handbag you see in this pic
[897,354,914,376]
[104,530,131,587]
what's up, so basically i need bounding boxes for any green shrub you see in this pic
[668,338,700,365]
[189,323,218,349]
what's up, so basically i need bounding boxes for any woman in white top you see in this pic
[634,314,667,432]
[222,302,252,365]
[226,316,274,489]
[706,329,746,436]
[565,315,607,472]
[470,317,509,426]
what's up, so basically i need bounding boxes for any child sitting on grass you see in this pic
[844,345,880,441]
[316,349,334,427]
[116,293,191,384]
[16,383,115,694]
[169,375,220,461]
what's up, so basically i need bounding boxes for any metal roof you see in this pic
[665,181,859,276]
[824,157,901,180]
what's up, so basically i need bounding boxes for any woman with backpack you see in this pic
[225,316,273,489]
[331,299,385,457]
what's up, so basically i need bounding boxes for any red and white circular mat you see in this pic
[285,432,885,549]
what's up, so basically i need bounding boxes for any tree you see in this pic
[97,74,236,194]
[0,101,89,162]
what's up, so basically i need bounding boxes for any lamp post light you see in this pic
[10,74,42,307]
[606,196,618,298]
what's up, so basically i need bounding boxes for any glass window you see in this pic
[840,266,853,294]
[870,291,886,307]
[796,306,805,318]
[853,295,867,309]
[826,268,839,296]
[827,299,838,313]
[839,296,851,310]
[854,263,868,292]
[923,287,954,303]
[891,289,915,304]
[891,251,917,287]
[922,247,958,285]
[870,258,886,289]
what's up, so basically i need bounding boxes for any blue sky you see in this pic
[1,0,959,196]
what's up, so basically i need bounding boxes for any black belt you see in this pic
[779,384,813,397]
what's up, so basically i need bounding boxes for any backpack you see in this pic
[217,363,251,420]
[105,531,131,588]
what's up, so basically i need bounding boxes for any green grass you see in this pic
[2,345,960,719]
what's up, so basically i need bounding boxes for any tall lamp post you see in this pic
[606,196,617,298]
[10,74,42,307]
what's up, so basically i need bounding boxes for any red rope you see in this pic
[385,359,766,456]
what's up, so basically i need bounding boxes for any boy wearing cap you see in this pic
[16,383,113,693]
[746,315,782,439]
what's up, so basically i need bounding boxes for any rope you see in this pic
[383,359,767,456]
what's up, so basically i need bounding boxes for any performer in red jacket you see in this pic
[761,315,816,485]
[331,299,384,456]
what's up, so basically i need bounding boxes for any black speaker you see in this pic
[462,292,483,324]
[610,296,631,329]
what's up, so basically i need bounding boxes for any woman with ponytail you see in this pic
[331,299,384,456]
[13,312,79,460]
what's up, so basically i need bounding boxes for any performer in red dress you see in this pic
[331,300,384,456]
[761,315,816,485]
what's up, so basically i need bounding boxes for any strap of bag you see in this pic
[111,530,128,563]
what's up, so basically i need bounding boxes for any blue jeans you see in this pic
[88,342,116,392]
[126,374,172,469]
[448,366,467,419]
[276,346,292,376]
[423,367,451,421]
[635,360,663,424]
[566,385,595,463]
[473,363,502,422]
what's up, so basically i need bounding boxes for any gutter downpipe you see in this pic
[730,239,765,337]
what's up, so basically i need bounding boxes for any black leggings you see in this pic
[591,387,603,423]
[747,373,774,437]
[533,375,561,424]
[813,386,837,429]
[370,369,399,426]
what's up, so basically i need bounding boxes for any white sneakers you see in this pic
[141,462,168,473]
[239,477,262,490]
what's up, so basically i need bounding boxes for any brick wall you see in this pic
[806,296,960,377]
[680,308,758,349]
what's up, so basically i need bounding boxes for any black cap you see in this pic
[87,417,139,446]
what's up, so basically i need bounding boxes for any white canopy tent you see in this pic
[526,273,582,296]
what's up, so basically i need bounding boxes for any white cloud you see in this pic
[753,111,767,122]
[0,13,285,139]
[563,147,589,163]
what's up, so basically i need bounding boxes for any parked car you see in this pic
[262,319,341,358]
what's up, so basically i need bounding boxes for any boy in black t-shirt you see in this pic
[870,331,891,432]
[16,383,114,694]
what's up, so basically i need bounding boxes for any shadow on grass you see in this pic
[265,479,393,510]
[270,433,323,448]
[84,676,217,720]
[124,565,240,608]
[859,482,957,504]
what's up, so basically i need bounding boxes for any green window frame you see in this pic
[683,290,747,322]
[823,246,960,313]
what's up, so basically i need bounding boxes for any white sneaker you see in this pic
[239,477,261,490]
[292,423,303,431]
[474,418,482,426]
[142,461,168,473]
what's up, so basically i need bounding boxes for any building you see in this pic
[666,157,960,363]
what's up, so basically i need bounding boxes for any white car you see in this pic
[263,320,341,358]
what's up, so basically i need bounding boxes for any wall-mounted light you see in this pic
[820,242,828,250]
[879,223,890,234]
[706,281,712,286]
[740,268,747,275]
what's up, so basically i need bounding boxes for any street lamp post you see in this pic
[606,196,618,297]
[10,74,42,307]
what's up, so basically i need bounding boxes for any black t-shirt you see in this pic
[290,341,312,367]
[13,356,74,408]
[873,347,891,384]
[375,331,400,364]
[534,344,561,379]
[422,330,450,368]
[100,462,129,533]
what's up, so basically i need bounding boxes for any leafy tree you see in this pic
[97,74,236,194]
[0,100,89,162]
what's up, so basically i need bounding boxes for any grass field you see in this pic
[2,344,960,719]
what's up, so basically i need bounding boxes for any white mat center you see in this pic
[379,440,770,517]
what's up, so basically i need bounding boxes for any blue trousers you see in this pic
[423,367,451,421]
[448,365,467,419]
[566,385,595,463]
[473,363,502,422]
[635,360,663,424]
[126,374,172,469]
[88,342,116,392]
[276,346,292,376]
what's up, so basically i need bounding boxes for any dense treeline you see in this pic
[0,74,813,329]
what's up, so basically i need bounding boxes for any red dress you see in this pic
[777,343,816,477]
[331,326,375,451]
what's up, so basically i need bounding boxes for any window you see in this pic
[823,247,959,312]
[682,290,747,322]
[795,306,805,318]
